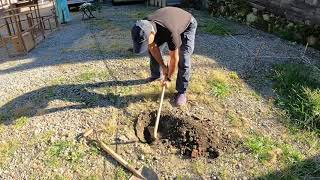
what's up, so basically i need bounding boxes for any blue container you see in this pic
[166,0,182,6]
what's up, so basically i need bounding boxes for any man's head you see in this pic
[131,20,155,54]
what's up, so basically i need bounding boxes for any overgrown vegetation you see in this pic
[272,63,320,132]
[208,0,320,49]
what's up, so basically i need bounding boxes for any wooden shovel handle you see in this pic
[82,129,145,179]
[153,86,166,139]
[98,140,146,180]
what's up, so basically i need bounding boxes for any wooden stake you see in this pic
[153,86,165,139]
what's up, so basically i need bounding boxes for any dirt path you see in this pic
[0,4,319,179]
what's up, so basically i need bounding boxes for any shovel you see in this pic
[148,85,166,140]
[83,129,158,180]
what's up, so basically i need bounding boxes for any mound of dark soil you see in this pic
[135,110,232,159]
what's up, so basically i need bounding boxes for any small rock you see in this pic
[208,147,215,153]
[246,13,257,24]
[307,35,318,46]
[261,122,267,127]
[262,14,270,21]
[211,175,218,180]
[286,23,294,29]
[118,135,128,142]
[252,8,258,14]
[305,20,311,25]
[138,154,145,161]
[191,149,199,158]
[170,148,179,154]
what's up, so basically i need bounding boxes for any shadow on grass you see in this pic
[258,155,320,179]
[0,79,160,125]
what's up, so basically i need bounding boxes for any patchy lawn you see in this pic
[0,3,319,180]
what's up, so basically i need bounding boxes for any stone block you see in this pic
[249,2,266,10]
[305,0,318,6]
[247,0,320,24]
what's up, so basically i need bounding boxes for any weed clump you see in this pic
[244,134,303,165]
[0,140,20,168]
[209,70,232,98]
[272,63,320,132]
[46,140,85,167]
[200,21,230,36]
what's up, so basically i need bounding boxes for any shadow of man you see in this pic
[0,78,158,125]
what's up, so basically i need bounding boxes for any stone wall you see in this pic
[243,0,319,25]
[201,0,319,25]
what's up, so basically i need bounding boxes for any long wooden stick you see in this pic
[153,86,165,139]
[83,129,146,180]
[98,141,146,180]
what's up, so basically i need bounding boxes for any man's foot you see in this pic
[176,93,187,106]
[147,76,163,82]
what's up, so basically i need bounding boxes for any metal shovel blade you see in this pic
[129,166,159,180]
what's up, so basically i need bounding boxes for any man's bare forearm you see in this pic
[149,43,166,68]
[168,49,179,79]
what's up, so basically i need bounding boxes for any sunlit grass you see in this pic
[209,70,232,98]
[244,134,303,165]
[76,69,109,82]
[191,160,207,176]
[0,124,5,134]
[13,116,28,129]
[272,63,320,132]
[45,140,85,168]
[0,140,20,168]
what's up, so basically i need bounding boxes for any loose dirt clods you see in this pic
[135,110,234,159]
